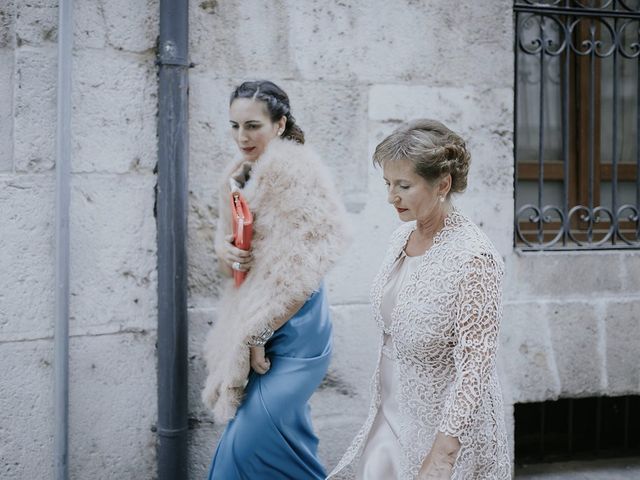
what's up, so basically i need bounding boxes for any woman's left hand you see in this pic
[417,432,460,480]
[250,346,271,375]
[417,455,453,480]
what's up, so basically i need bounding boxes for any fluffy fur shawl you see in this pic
[202,139,351,423]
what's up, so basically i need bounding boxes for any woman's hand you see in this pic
[250,346,271,375]
[417,432,460,480]
[218,234,253,273]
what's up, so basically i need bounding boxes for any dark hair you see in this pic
[230,80,305,144]
[373,118,470,194]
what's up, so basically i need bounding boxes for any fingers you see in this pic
[220,237,253,271]
[250,347,271,375]
[229,254,252,272]
[251,359,271,375]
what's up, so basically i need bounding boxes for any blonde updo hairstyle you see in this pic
[373,119,471,196]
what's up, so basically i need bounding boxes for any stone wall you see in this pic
[1,1,638,478]
[0,1,159,478]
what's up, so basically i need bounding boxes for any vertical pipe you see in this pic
[54,0,73,478]
[156,1,189,479]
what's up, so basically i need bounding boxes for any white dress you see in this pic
[355,251,422,479]
[328,208,511,480]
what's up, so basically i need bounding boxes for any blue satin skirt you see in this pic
[207,284,332,480]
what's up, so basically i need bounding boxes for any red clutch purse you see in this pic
[230,188,253,287]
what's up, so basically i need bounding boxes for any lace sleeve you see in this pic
[438,253,503,439]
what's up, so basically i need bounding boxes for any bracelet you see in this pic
[247,326,275,347]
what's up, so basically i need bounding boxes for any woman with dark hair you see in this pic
[202,80,350,479]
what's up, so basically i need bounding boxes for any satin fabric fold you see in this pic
[207,285,332,480]
[356,252,422,480]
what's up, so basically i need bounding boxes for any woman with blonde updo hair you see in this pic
[329,119,510,479]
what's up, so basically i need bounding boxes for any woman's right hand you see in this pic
[250,346,271,375]
[218,233,253,273]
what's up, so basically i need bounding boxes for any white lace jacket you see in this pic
[328,209,511,480]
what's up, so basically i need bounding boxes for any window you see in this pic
[515,396,640,464]
[514,0,640,250]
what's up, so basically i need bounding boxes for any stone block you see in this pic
[74,0,107,49]
[187,74,248,302]
[15,0,57,47]
[326,160,399,305]
[0,339,54,480]
[621,252,640,293]
[500,301,562,403]
[547,301,605,396]
[605,300,640,394]
[284,81,369,201]
[0,1,14,48]
[187,307,226,474]
[507,252,627,301]
[72,49,157,174]
[190,0,298,80]
[0,175,55,338]
[456,191,514,259]
[187,186,223,303]
[100,0,158,52]
[13,46,56,172]
[68,332,157,479]
[313,303,378,470]
[69,174,157,332]
[0,49,13,171]
[187,306,216,420]
[369,85,513,136]
[190,0,513,87]
[187,418,224,479]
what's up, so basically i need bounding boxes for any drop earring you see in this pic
[439,195,445,203]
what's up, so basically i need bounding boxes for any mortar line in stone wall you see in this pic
[0,326,155,344]
[503,296,640,305]
[203,75,511,90]
[187,301,372,312]
[74,45,157,58]
[0,170,157,179]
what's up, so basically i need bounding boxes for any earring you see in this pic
[439,196,445,203]
[277,129,284,136]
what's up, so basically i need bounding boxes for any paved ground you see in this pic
[516,458,640,479]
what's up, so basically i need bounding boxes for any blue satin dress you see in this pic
[207,284,332,480]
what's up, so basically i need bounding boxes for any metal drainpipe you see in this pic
[54,0,73,478]
[156,1,189,479]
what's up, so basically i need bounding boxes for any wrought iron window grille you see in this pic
[514,0,640,250]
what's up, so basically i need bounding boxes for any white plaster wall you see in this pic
[0,1,159,478]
